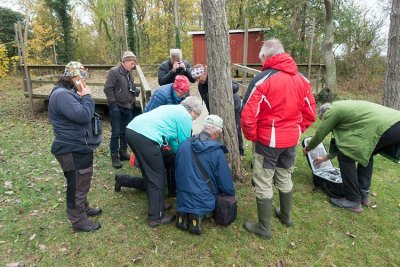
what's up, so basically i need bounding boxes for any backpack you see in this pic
[302,137,345,198]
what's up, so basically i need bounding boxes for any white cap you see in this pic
[203,115,223,130]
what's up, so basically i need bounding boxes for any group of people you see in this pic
[48,38,400,239]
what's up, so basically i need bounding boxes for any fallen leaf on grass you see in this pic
[103,184,110,190]
[132,257,143,264]
[39,244,46,251]
[371,204,377,209]
[0,240,6,244]
[371,192,377,197]
[29,234,36,241]
[4,181,12,189]
[6,262,25,267]
[345,232,356,238]
[290,241,296,248]
[59,247,68,253]
[4,191,14,195]
[259,246,265,250]
[30,210,39,216]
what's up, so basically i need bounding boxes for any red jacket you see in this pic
[241,53,316,148]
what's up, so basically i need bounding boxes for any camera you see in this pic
[176,66,184,74]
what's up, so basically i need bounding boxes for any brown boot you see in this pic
[148,213,176,228]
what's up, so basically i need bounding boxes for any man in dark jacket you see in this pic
[241,39,316,239]
[158,48,196,85]
[193,65,244,156]
[175,115,235,235]
[49,61,103,232]
[104,51,140,169]
[145,75,190,112]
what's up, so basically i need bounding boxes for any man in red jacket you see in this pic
[241,38,316,239]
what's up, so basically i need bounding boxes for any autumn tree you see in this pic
[0,7,24,57]
[323,0,337,94]
[201,0,241,178]
[45,0,74,63]
[125,0,136,53]
[383,0,400,110]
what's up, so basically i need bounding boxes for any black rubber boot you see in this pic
[111,153,122,169]
[188,214,204,235]
[275,190,293,227]
[119,148,130,161]
[243,198,272,239]
[115,174,145,192]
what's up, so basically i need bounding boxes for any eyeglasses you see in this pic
[79,68,89,79]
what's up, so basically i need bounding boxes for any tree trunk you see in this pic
[201,0,241,178]
[383,0,400,110]
[323,0,337,94]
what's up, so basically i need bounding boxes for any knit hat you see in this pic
[204,115,223,130]
[64,61,88,79]
[122,51,137,62]
[191,66,206,79]
[173,75,190,94]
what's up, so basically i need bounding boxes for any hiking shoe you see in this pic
[330,198,363,213]
[148,213,176,228]
[188,214,204,235]
[119,149,130,161]
[176,212,189,231]
[73,220,101,232]
[111,153,122,169]
[86,207,102,217]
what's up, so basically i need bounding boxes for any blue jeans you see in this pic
[109,105,134,154]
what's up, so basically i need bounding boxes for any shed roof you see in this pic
[187,28,269,35]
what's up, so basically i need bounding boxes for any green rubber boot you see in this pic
[243,198,272,239]
[275,190,293,227]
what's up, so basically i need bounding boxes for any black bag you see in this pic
[190,137,237,226]
[214,194,237,226]
[92,112,102,136]
[302,137,345,198]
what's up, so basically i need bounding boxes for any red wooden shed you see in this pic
[187,28,267,66]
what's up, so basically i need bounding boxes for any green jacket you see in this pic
[306,100,400,166]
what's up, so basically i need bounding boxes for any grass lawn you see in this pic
[0,76,399,266]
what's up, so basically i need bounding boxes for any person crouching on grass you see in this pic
[118,96,202,227]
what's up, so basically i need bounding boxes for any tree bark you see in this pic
[323,0,337,94]
[201,0,241,178]
[383,0,400,110]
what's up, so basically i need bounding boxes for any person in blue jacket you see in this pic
[175,115,236,235]
[144,75,190,112]
[117,96,203,228]
[49,61,103,232]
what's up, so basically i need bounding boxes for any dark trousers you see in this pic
[55,152,93,225]
[109,105,134,154]
[338,121,400,202]
[162,152,176,197]
[126,128,166,220]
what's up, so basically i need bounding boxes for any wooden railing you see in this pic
[22,64,152,111]
[231,63,325,95]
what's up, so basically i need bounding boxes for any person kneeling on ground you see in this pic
[115,96,203,227]
[48,61,103,232]
[304,100,400,212]
[175,115,235,235]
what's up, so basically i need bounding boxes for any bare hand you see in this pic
[313,156,329,165]
[77,80,91,97]
[302,147,309,155]
[172,62,180,72]
[179,62,186,70]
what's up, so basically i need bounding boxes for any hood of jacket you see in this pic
[192,132,228,154]
[262,53,298,74]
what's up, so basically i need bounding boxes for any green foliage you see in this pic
[125,0,136,53]
[0,7,24,57]
[0,45,10,79]
[45,0,75,63]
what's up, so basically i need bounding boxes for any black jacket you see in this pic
[104,64,139,109]
[158,59,196,85]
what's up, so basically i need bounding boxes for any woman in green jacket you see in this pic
[304,100,400,212]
